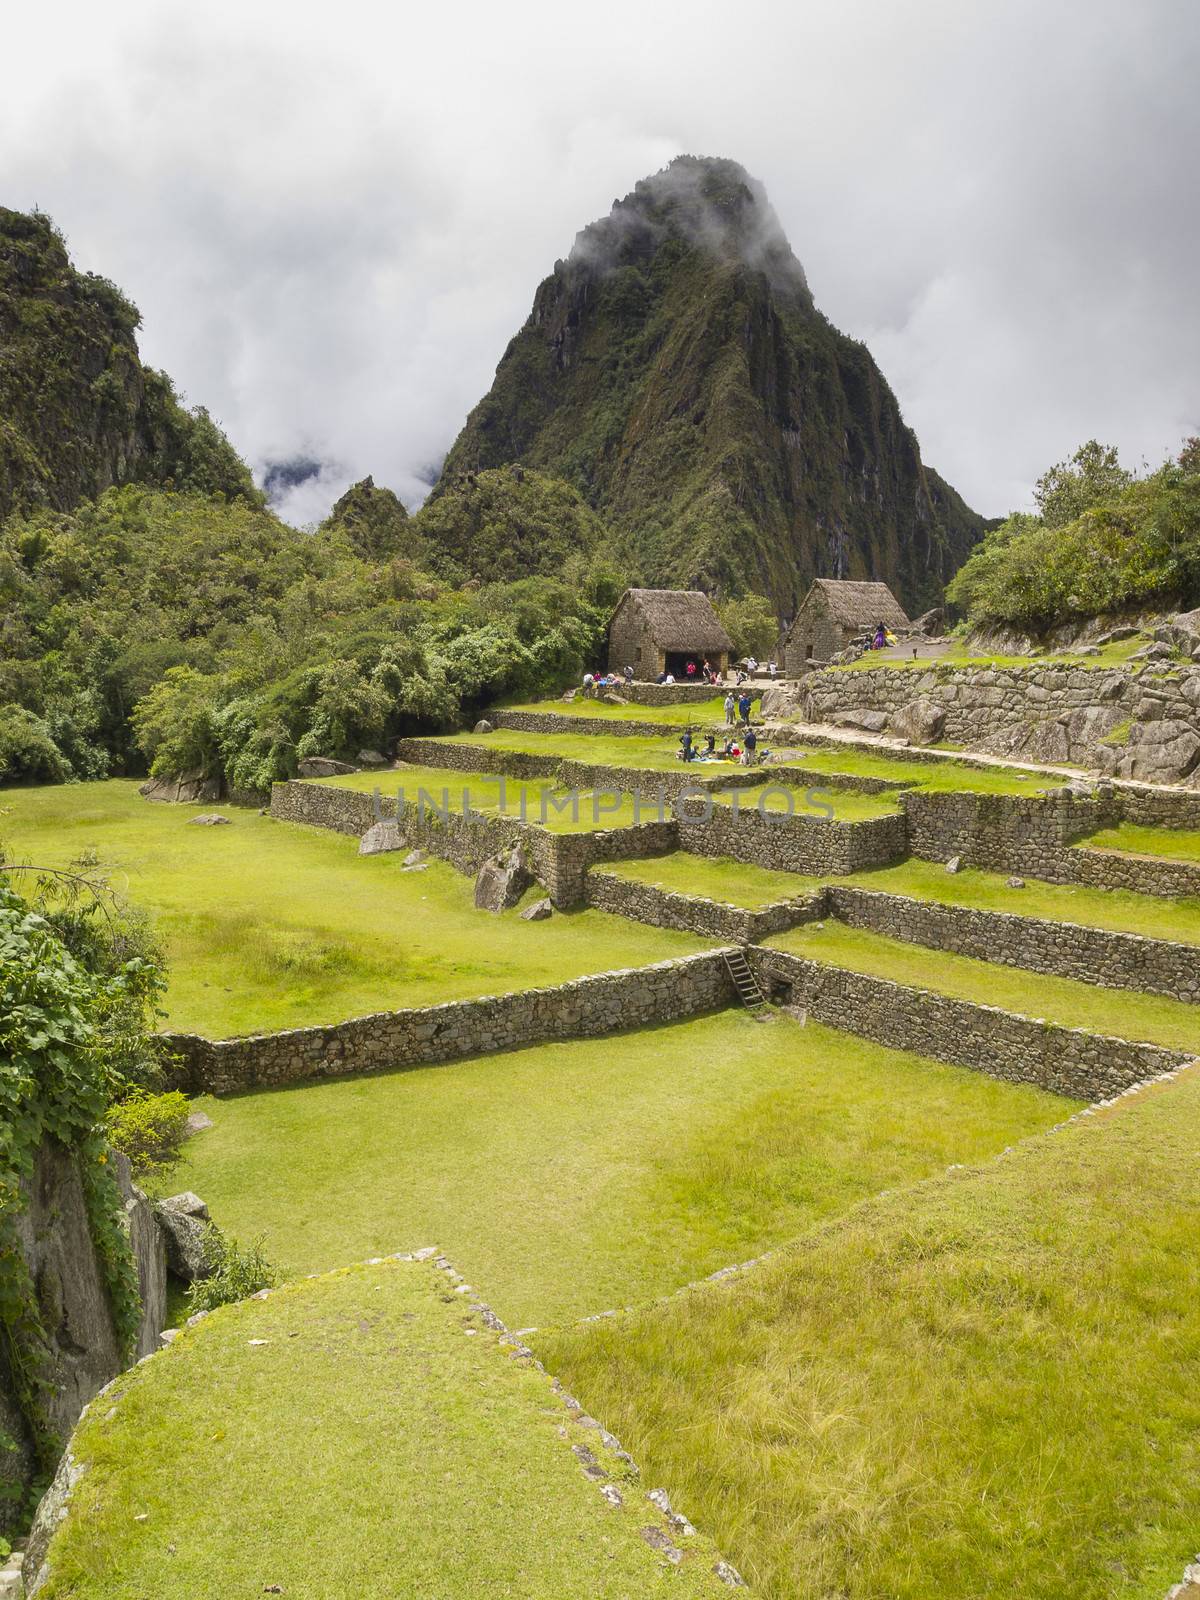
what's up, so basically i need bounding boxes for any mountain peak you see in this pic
[568,155,809,302]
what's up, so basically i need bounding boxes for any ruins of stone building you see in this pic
[784,579,909,670]
[607,588,733,678]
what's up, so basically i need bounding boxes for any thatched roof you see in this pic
[799,579,910,631]
[613,588,734,652]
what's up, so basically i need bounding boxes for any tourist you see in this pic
[704,733,716,754]
[738,692,751,723]
[664,672,676,685]
[768,660,778,679]
[582,671,595,698]
[623,664,634,685]
[746,655,758,673]
[679,730,694,762]
[724,692,735,725]
[873,622,886,650]
[741,726,758,766]
[686,659,697,678]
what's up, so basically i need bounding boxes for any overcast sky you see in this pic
[3,0,1197,525]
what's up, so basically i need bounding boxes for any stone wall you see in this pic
[618,682,731,705]
[749,948,1189,1102]
[901,787,1200,895]
[162,951,736,1095]
[799,661,1200,784]
[826,886,1200,1002]
[584,869,823,943]
[678,804,908,876]
[394,738,560,780]
[491,709,690,738]
[1114,781,1200,829]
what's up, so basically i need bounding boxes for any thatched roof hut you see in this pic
[607,588,734,677]
[784,579,909,670]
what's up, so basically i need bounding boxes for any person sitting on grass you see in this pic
[704,733,716,754]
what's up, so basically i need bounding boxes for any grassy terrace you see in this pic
[1081,821,1200,864]
[320,765,895,825]
[0,782,706,1037]
[40,1257,732,1599]
[537,1066,1200,1600]
[174,1012,1072,1330]
[499,693,745,725]
[834,633,1155,672]
[788,744,1059,794]
[606,853,1200,944]
[768,922,1200,1050]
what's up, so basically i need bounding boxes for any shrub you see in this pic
[185,1228,277,1315]
[106,1090,191,1177]
[0,704,68,784]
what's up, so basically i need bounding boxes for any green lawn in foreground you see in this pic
[174,1011,1072,1329]
[0,781,706,1036]
[536,1067,1200,1600]
[1081,822,1200,864]
[40,1257,731,1599]
[768,921,1200,1049]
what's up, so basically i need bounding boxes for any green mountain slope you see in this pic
[437,156,984,617]
[0,208,258,523]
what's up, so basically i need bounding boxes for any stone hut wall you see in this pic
[584,869,824,944]
[749,948,1188,1102]
[783,590,847,672]
[826,886,1200,1003]
[162,951,736,1096]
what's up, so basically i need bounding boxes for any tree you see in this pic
[1034,441,1132,529]
[717,593,780,661]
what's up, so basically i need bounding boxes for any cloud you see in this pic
[1,0,1196,520]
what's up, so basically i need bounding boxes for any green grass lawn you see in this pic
[603,855,821,909]
[835,633,1155,672]
[0,781,706,1037]
[841,858,1200,944]
[788,745,1060,795]
[1081,822,1200,864]
[174,1011,1073,1330]
[499,693,750,725]
[424,728,693,770]
[536,1066,1200,1600]
[39,1256,733,1599]
[711,785,901,821]
[768,921,1200,1049]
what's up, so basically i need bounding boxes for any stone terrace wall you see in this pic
[750,948,1188,1102]
[394,738,560,781]
[270,779,678,908]
[901,787,1200,895]
[620,682,731,705]
[162,951,736,1095]
[491,709,688,738]
[585,869,824,944]
[827,886,1200,1003]
[800,661,1200,783]
[1115,782,1200,829]
[678,804,908,875]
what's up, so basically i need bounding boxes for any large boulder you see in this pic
[520,897,553,921]
[155,1193,216,1284]
[1109,719,1200,785]
[908,607,946,638]
[139,771,222,804]
[830,709,889,734]
[358,819,405,855]
[474,843,533,912]
[297,756,358,778]
[759,683,808,721]
[888,696,945,745]
[356,749,389,767]
[189,813,230,826]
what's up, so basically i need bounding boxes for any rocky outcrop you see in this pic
[140,771,222,804]
[888,696,945,745]
[474,842,533,912]
[154,1193,215,1284]
[0,1141,167,1537]
[359,818,405,855]
[800,662,1200,786]
[297,756,358,778]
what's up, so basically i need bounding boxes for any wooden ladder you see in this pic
[724,948,768,1013]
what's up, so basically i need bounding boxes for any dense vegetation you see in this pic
[0,210,258,524]
[439,156,985,615]
[0,483,622,789]
[0,878,163,1523]
[948,438,1200,632]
